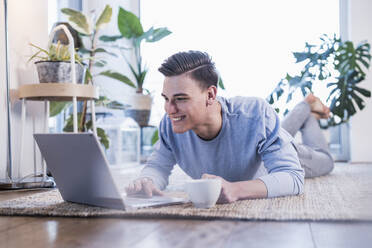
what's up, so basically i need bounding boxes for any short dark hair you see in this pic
[158,51,218,90]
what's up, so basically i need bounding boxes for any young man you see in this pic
[126,51,334,203]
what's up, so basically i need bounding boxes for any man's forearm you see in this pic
[233,179,268,200]
[202,174,268,203]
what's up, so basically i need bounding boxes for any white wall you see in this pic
[0,0,48,179]
[348,0,372,162]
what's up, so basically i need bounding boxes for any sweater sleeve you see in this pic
[257,102,305,198]
[140,117,176,190]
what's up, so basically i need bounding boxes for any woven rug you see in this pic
[0,164,371,221]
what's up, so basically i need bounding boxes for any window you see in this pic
[141,0,339,124]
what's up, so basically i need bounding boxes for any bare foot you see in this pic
[304,94,330,119]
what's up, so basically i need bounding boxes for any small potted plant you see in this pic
[28,40,86,84]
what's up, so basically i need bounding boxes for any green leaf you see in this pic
[79,47,92,54]
[94,48,117,57]
[350,91,365,110]
[94,60,107,67]
[85,69,92,84]
[133,27,154,48]
[335,40,371,77]
[138,70,148,88]
[64,114,110,149]
[326,82,338,87]
[61,8,91,35]
[267,95,274,104]
[218,77,225,90]
[352,86,371,97]
[96,127,110,149]
[146,28,172,42]
[95,5,112,31]
[28,43,49,63]
[293,52,310,63]
[288,76,301,87]
[95,96,127,110]
[100,70,136,88]
[63,113,83,132]
[107,101,127,110]
[359,58,370,69]
[117,7,144,38]
[151,129,159,146]
[99,35,123,42]
[85,120,110,149]
[285,73,292,81]
[128,62,140,81]
[27,50,43,63]
[286,93,293,103]
[94,48,107,53]
[49,101,71,117]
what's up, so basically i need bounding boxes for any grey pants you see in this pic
[281,101,334,178]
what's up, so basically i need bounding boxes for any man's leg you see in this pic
[281,101,311,138]
[281,98,334,178]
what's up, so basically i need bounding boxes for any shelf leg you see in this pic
[19,98,26,178]
[33,116,37,177]
[42,100,49,180]
[91,99,97,135]
[73,96,77,133]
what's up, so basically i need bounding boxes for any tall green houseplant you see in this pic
[100,7,171,94]
[61,5,116,131]
[96,7,172,127]
[267,34,371,127]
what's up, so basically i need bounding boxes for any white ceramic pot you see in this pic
[125,93,153,127]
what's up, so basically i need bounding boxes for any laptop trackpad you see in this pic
[123,195,187,209]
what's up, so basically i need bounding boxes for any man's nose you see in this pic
[165,101,178,114]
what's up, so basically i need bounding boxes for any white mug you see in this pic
[185,178,222,208]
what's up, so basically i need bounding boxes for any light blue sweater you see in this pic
[141,96,305,198]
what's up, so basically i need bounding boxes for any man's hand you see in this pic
[202,173,239,203]
[125,177,164,198]
[202,173,268,203]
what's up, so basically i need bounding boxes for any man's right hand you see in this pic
[125,177,164,197]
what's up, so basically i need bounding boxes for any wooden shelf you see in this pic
[18,83,99,101]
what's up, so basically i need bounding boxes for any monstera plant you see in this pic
[267,34,371,127]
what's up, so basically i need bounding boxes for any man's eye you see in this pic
[175,98,188,101]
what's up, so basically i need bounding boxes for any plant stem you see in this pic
[79,31,98,131]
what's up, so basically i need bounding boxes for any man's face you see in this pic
[162,74,208,133]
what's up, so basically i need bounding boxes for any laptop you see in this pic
[34,133,186,210]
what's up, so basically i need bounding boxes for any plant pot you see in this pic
[124,93,152,127]
[35,61,86,84]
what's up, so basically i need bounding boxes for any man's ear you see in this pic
[207,86,217,105]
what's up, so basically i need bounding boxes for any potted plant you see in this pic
[61,5,118,131]
[29,5,116,149]
[28,40,86,84]
[267,34,371,127]
[98,6,172,127]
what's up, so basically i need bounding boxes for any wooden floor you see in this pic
[0,189,371,248]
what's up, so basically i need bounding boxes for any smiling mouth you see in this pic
[171,116,186,122]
